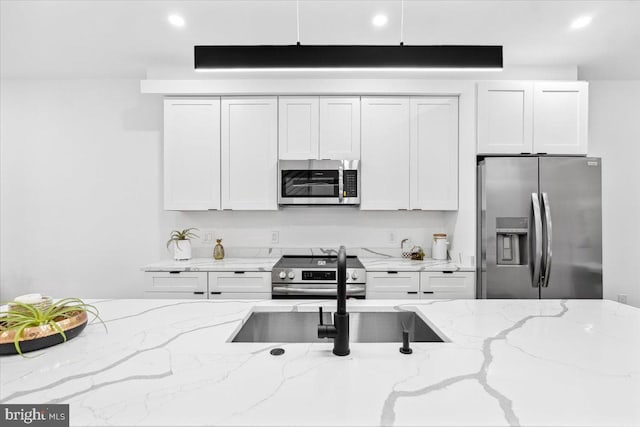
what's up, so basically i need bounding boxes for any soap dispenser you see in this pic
[213,239,225,260]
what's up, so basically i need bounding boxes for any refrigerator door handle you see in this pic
[541,192,553,288]
[530,193,543,288]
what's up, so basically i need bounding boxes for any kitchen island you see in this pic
[1,299,638,427]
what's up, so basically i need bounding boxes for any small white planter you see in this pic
[172,240,192,260]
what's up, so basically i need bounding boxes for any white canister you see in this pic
[173,240,192,260]
[431,233,449,260]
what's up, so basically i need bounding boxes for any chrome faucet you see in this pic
[317,245,350,356]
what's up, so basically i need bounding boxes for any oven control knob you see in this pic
[287,271,296,280]
[351,271,359,280]
[278,271,287,279]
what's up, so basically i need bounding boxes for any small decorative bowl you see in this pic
[8,296,53,315]
[0,311,88,355]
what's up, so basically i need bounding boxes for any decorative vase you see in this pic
[173,240,192,260]
[213,239,225,260]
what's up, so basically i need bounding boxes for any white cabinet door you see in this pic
[366,271,419,299]
[221,97,278,210]
[533,82,588,155]
[477,82,534,154]
[319,97,360,160]
[420,272,475,299]
[208,272,271,293]
[163,98,220,210]
[144,272,208,299]
[410,97,459,211]
[360,97,410,210]
[278,97,319,160]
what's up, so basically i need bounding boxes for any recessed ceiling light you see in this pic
[168,14,185,28]
[570,15,592,30]
[372,14,388,27]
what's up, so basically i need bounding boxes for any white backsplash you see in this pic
[171,209,455,259]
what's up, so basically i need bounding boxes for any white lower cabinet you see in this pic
[144,271,271,299]
[366,272,420,299]
[365,271,476,300]
[144,272,208,299]
[208,272,271,299]
[420,272,475,299]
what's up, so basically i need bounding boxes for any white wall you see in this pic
[0,79,166,299]
[0,78,464,299]
[588,81,640,308]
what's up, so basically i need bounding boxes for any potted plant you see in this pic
[166,228,199,260]
[0,297,104,356]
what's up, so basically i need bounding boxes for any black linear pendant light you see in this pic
[194,1,503,72]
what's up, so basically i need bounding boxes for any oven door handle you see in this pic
[272,285,364,295]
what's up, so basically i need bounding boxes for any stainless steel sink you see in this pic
[231,311,445,343]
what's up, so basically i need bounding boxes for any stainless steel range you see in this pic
[271,255,366,298]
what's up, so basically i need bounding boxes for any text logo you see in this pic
[1,405,69,427]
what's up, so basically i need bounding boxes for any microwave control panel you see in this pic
[343,170,358,197]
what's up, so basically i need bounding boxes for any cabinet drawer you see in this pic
[209,292,271,300]
[144,291,207,300]
[366,291,419,300]
[366,272,419,293]
[144,272,207,293]
[420,272,475,299]
[208,272,271,293]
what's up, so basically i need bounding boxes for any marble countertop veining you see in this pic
[1,299,638,427]
[359,257,475,272]
[141,258,280,272]
[141,257,473,273]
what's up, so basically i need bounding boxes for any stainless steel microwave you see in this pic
[278,160,360,206]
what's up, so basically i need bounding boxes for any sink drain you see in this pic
[270,348,285,356]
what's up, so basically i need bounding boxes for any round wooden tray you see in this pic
[0,311,88,356]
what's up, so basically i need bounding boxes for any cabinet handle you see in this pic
[387,271,399,275]
[210,291,222,295]
[234,271,245,275]
[423,291,434,294]
[442,271,454,275]
[407,291,418,295]
[193,291,205,295]
[169,271,181,275]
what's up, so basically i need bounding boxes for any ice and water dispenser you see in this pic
[495,217,529,265]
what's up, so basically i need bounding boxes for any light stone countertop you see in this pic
[1,299,638,427]
[141,257,473,273]
[141,257,280,272]
[359,257,474,272]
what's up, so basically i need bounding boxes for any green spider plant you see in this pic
[166,228,199,250]
[0,298,105,356]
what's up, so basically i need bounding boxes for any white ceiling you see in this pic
[1,0,639,80]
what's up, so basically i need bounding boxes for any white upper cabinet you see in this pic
[410,97,459,211]
[319,97,361,160]
[221,97,278,210]
[163,98,221,211]
[477,81,589,155]
[279,96,360,160]
[278,97,319,160]
[533,82,588,155]
[360,97,410,210]
[477,82,533,154]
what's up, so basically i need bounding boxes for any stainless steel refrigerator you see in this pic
[477,156,602,299]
